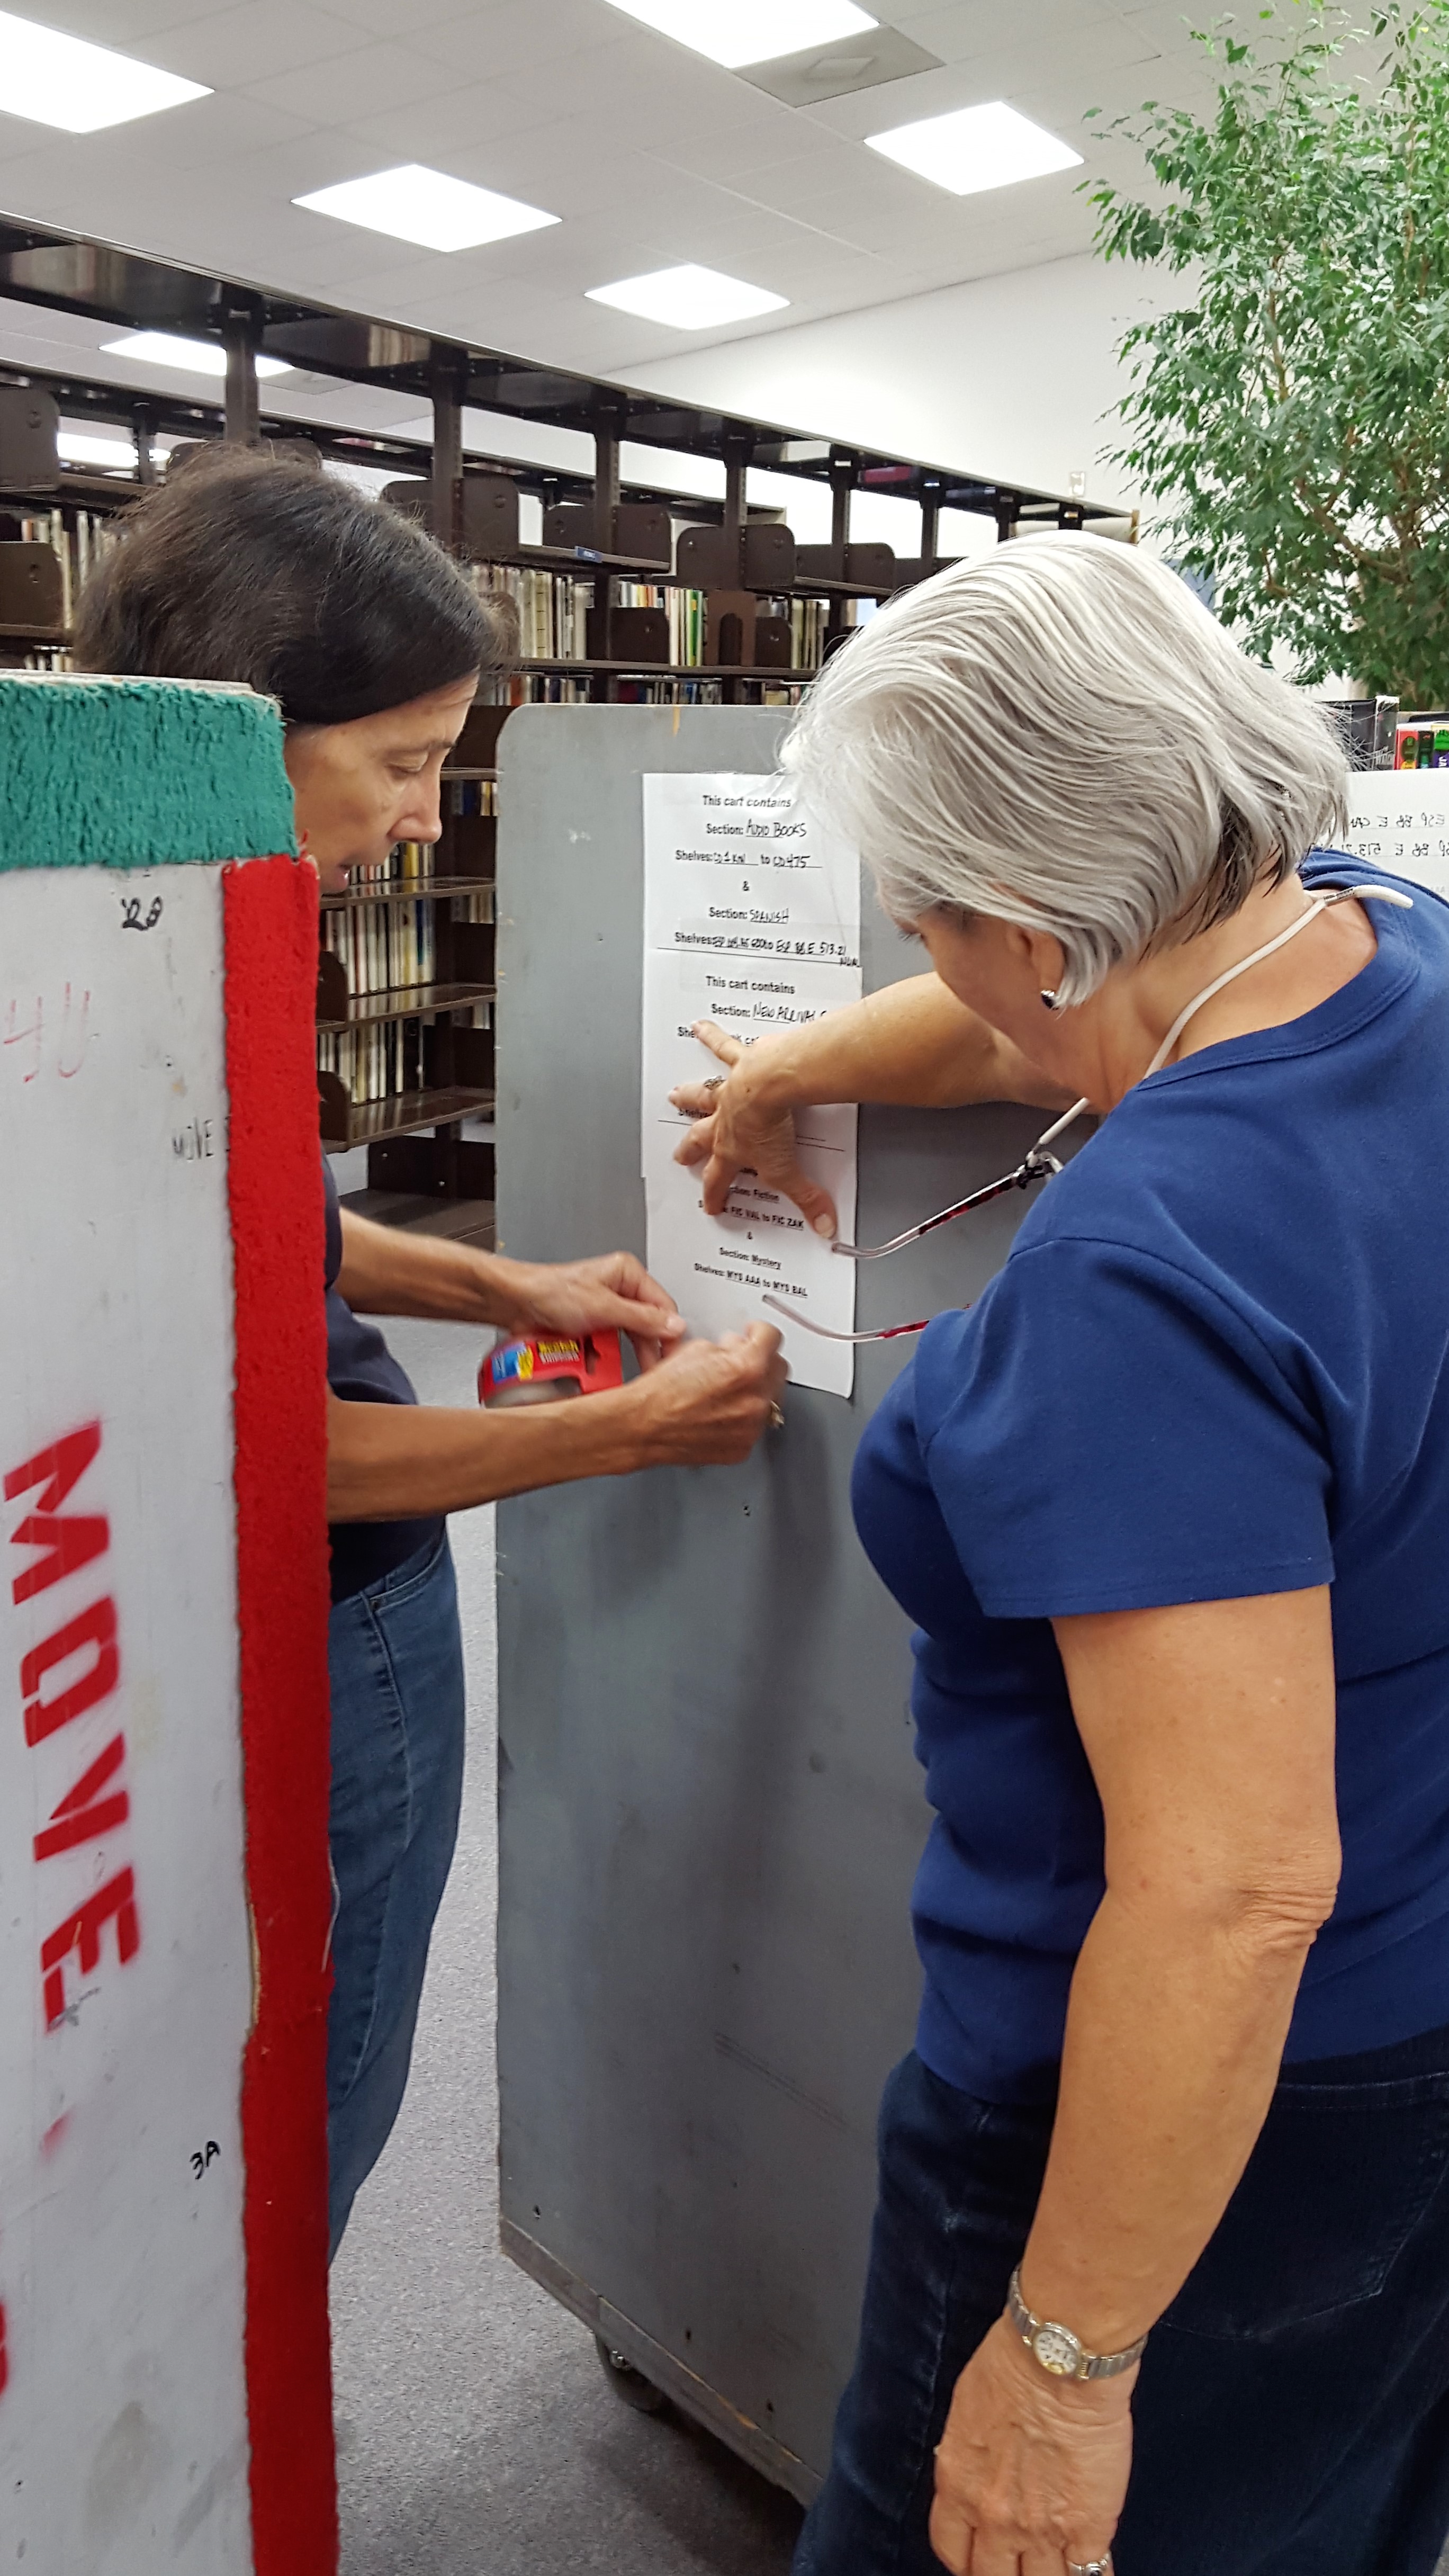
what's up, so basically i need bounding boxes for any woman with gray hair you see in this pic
[672,535,1449,2576]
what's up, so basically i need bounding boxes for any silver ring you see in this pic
[703,1075,726,1092]
[768,1401,785,1430]
[1067,2557,1113,2575]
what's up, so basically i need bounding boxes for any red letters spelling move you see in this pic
[6,1420,139,2027]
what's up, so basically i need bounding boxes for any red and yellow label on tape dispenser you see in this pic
[479,1330,625,1408]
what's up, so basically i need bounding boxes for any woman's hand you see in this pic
[670,1020,841,1240]
[629,1322,787,1466]
[929,2319,1133,2575]
[488,1250,686,1369]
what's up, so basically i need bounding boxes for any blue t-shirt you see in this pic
[323,1155,444,1604]
[851,855,1449,2103]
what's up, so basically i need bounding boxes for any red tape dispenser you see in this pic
[479,1329,625,1409]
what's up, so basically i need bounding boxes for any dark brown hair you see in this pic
[73,446,513,724]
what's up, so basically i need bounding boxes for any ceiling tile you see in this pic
[890,0,1132,63]
[241,43,462,124]
[335,79,554,163]
[0,0,1220,419]
[411,0,633,81]
[313,0,481,28]
[28,0,238,38]
[142,0,368,85]
[111,89,317,168]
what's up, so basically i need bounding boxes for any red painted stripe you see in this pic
[223,855,337,2573]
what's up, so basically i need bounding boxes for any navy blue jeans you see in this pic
[798,2030,1449,2576]
[325,1528,465,2258]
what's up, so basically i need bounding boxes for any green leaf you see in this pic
[1089,0,1449,694]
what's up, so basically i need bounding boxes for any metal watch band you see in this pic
[1006,2268,1149,2383]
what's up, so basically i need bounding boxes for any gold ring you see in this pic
[769,1401,786,1430]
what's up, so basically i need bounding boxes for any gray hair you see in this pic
[780,533,1347,1005]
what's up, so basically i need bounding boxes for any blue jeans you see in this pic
[326,1529,465,2258]
[798,2031,1449,2575]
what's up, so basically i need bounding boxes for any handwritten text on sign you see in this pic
[641,774,862,1399]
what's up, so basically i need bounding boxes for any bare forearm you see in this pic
[739,974,1066,1114]
[336,1209,511,1322]
[1019,1889,1321,2354]
[327,1322,784,1516]
[327,1385,658,1519]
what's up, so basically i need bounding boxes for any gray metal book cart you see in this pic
[494,704,1048,2504]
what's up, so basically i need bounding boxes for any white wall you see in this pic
[615,251,1177,517]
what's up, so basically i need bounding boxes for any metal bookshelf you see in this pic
[0,214,1119,1240]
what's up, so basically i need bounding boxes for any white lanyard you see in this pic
[765,883,1413,1344]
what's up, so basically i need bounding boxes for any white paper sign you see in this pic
[1340,770,1449,899]
[642,774,862,1398]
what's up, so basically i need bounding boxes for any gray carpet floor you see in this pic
[329,1313,804,2575]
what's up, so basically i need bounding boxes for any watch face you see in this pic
[1032,2323,1083,2378]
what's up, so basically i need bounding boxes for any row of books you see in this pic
[476,562,592,661]
[342,799,496,878]
[479,672,808,710]
[319,1022,421,1107]
[446,778,497,818]
[470,564,831,672]
[322,883,493,999]
[11,644,71,672]
[318,1004,492,1110]
[323,900,438,998]
[10,509,120,629]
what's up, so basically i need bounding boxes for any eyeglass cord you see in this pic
[764,883,1413,1345]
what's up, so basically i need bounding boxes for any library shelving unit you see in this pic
[0,217,1120,1242]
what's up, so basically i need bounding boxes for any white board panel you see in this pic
[1341,770,1449,898]
[0,866,252,2574]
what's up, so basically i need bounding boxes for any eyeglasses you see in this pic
[762,1096,1086,1343]
[761,881,1415,1347]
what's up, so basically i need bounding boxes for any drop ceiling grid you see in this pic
[0,0,1222,380]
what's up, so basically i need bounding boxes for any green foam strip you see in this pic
[0,674,298,870]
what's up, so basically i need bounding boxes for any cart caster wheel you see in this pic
[596,2335,669,2415]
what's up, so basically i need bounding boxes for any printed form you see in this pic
[641,773,862,1398]
[1342,770,1449,898]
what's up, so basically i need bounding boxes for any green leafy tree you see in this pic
[1088,1,1449,698]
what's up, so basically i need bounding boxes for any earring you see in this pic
[1040,989,1062,1013]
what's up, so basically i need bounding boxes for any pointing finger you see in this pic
[689,1018,746,1069]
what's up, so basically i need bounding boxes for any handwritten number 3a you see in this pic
[190,2140,221,2180]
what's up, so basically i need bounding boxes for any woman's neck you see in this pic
[1072,872,1379,1114]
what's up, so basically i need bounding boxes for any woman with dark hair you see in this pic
[76,450,785,2251]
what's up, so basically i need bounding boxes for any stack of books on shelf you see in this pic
[320,1020,426,1109]
[785,597,828,669]
[317,816,495,1115]
[665,584,704,668]
[321,851,439,998]
[468,563,823,678]
[475,563,591,661]
[481,670,592,705]
[5,508,120,623]
[445,778,498,823]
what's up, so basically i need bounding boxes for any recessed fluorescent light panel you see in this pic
[58,430,138,470]
[0,8,211,132]
[294,165,559,254]
[601,1,877,70]
[586,264,788,329]
[101,331,293,381]
[867,100,1083,196]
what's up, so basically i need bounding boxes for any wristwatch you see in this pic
[1006,2269,1148,2382]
